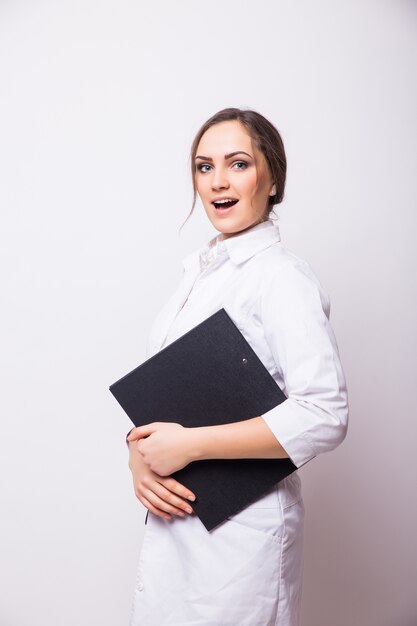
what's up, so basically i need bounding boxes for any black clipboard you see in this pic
[110,308,297,531]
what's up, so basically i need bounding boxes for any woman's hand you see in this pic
[128,442,196,520]
[127,422,197,476]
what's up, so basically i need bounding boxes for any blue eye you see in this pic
[196,161,248,173]
[196,164,212,173]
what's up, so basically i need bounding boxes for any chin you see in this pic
[218,216,256,233]
[213,221,242,235]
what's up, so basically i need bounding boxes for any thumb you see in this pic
[127,423,155,441]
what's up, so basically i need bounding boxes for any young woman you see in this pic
[126,107,349,626]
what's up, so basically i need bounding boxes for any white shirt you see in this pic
[132,218,348,625]
[146,218,349,469]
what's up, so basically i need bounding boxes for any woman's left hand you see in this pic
[127,422,196,476]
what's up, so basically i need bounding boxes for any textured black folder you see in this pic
[110,308,297,532]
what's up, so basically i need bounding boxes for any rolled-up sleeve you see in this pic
[259,261,349,468]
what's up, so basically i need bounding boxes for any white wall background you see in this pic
[1,1,416,625]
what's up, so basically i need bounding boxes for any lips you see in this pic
[212,199,239,209]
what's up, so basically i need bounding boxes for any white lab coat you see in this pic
[129,219,348,626]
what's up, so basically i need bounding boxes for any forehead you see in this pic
[196,120,257,156]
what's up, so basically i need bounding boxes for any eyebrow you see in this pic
[194,151,253,161]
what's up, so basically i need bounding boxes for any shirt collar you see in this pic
[181,218,281,271]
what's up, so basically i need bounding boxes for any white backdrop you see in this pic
[1,1,416,625]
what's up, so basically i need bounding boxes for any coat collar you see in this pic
[181,218,281,271]
[151,219,281,355]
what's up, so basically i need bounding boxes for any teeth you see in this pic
[215,198,236,204]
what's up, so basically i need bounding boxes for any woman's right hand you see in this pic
[128,441,196,520]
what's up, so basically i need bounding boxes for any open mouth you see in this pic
[212,199,239,209]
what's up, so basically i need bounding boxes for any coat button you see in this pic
[137,581,144,591]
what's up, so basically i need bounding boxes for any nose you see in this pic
[211,167,229,191]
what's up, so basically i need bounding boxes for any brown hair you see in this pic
[181,107,287,229]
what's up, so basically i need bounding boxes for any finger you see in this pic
[142,486,190,517]
[127,423,155,441]
[161,476,196,503]
[126,427,140,442]
[151,481,195,515]
[138,495,172,520]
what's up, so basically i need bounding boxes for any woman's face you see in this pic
[194,120,275,239]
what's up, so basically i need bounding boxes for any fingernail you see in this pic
[188,495,196,501]
[185,507,193,514]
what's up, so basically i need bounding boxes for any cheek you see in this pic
[237,170,258,198]
[196,177,210,201]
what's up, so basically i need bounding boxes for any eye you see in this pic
[233,161,248,170]
[196,160,248,173]
[196,163,212,173]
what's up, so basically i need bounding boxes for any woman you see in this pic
[126,107,349,626]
